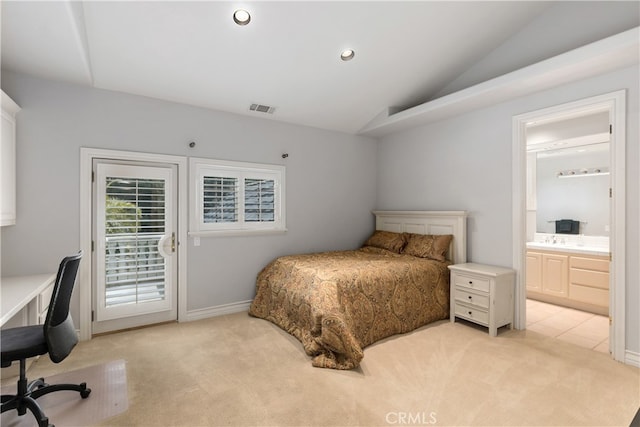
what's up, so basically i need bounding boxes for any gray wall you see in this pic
[377,64,640,353]
[0,71,378,321]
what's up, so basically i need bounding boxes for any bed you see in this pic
[248,211,467,369]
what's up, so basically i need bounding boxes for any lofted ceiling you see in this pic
[2,1,561,134]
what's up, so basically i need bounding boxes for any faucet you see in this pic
[552,235,557,244]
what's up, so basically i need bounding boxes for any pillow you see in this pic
[363,230,406,254]
[402,233,453,261]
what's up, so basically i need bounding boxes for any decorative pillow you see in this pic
[363,230,406,254]
[402,233,453,261]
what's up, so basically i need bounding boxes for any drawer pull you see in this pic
[468,311,473,315]
[468,281,473,285]
[468,296,472,300]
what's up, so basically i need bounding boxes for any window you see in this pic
[189,157,285,235]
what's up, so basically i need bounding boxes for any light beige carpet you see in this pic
[1,359,128,427]
[6,313,639,426]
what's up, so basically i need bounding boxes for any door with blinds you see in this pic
[93,161,177,334]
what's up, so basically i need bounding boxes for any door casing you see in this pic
[512,90,626,362]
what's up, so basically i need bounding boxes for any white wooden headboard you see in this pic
[373,210,468,264]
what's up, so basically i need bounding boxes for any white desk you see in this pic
[1,273,56,327]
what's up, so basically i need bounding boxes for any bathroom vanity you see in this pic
[526,234,609,315]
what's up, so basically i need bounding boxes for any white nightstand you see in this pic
[448,263,515,337]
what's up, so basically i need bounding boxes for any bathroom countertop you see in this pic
[526,241,609,257]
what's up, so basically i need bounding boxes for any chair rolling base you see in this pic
[1,359,91,427]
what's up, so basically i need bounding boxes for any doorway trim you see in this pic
[512,90,626,362]
[79,148,188,340]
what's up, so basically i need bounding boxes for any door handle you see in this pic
[157,235,169,258]
[157,232,176,258]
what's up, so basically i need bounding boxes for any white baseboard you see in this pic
[183,300,253,322]
[625,350,640,368]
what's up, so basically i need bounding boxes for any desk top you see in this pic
[1,273,56,327]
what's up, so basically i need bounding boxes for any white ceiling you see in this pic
[527,111,610,157]
[1,1,561,134]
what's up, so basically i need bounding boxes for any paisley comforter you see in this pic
[248,246,450,369]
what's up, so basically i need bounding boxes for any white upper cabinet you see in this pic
[1,91,20,226]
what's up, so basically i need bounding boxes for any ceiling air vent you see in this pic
[249,103,275,114]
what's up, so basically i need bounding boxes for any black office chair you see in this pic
[1,252,90,427]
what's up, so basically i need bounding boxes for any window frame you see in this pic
[189,157,286,236]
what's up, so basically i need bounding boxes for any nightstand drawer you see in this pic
[454,288,489,309]
[454,303,489,325]
[453,274,490,293]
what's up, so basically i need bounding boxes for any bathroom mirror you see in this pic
[535,142,610,236]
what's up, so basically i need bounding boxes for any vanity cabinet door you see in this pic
[526,251,542,292]
[542,253,569,297]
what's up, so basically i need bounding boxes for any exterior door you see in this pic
[93,161,177,334]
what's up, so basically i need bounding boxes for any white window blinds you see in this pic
[104,177,167,307]
[244,178,275,222]
[203,176,238,223]
[189,158,285,235]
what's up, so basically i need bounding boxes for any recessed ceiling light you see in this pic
[233,9,251,26]
[340,49,355,61]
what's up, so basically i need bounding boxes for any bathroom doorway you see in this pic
[512,91,626,362]
[525,113,610,353]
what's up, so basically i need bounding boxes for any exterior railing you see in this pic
[104,233,165,306]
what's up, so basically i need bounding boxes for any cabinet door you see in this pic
[1,110,16,226]
[542,254,569,297]
[526,251,542,292]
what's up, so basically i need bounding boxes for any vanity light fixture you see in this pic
[233,9,251,26]
[557,167,610,178]
[340,49,355,61]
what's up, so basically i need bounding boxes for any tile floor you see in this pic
[526,298,609,354]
